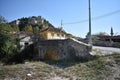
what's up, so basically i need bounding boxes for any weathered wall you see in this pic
[34,38,92,60]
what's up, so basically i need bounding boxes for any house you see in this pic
[28,18,37,25]
[16,32,33,50]
[92,35,120,48]
[10,20,20,26]
[39,27,66,40]
[37,16,44,24]
[95,27,120,42]
[96,35,120,42]
[28,16,44,25]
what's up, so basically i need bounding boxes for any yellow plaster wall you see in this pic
[39,31,66,40]
[39,31,48,40]
[46,32,52,39]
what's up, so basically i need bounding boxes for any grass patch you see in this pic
[65,55,117,80]
[0,54,120,80]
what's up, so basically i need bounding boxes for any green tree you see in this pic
[12,25,19,32]
[33,26,39,35]
[97,32,108,36]
[0,15,7,24]
[0,23,18,61]
[38,23,43,30]
[67,33,74,38]
[86,32,90,40]
[92,32,108,42]
[24,25,33,32]
[32,26,39,42]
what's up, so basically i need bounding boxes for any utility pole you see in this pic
[60,20,63,39]
[88,0,92,45]
[61,20,63,28]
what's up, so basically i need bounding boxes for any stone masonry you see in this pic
[34,38,92,60]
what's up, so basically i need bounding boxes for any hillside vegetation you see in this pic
[0,54,120,80]
[10,16,55,32]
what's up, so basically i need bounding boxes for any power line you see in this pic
[63,9,120,25]
[92,10,120,20]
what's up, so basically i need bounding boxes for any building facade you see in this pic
[39,27,66,40]
[16,32,33,50]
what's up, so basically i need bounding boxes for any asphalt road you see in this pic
[93,46,120,53]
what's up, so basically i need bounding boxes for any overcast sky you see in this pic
[0,0,120,37]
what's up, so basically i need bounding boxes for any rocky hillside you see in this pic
[0,54,120,80]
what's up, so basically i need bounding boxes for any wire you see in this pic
[63,9,120,25]
[92,10,120,20]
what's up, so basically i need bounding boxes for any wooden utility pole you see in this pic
[88,0,92,45]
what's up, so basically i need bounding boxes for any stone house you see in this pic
[10,20,20,26]
[37,16,44,24]
[39,27,66,40]
[28,18,37,25]
[16,32,33,50]
[28,16,44,25]
[96,35,120,42]
[93,35,120,48]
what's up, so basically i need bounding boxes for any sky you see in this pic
[0,0,120,38]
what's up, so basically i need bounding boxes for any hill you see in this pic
[9,16,55,32]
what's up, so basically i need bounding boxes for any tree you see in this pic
[24,25,33,32]
[92,32,108,42]
[0,23,18,61]
[111,27,114,36]
[67,33,74,38]
[12,25,19,32]
[38,23,43,30]
[0,15,7,24]
[32,26,40,42]
[86,32,90,40]
[96,32,108,36]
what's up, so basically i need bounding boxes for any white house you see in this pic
[17,32,33,50]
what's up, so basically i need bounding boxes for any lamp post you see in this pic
[88,0,92,45]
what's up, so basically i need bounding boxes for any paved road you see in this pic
[92,46,120,55]
[93,46,120,53]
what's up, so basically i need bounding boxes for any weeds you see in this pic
[0,54,120,80]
